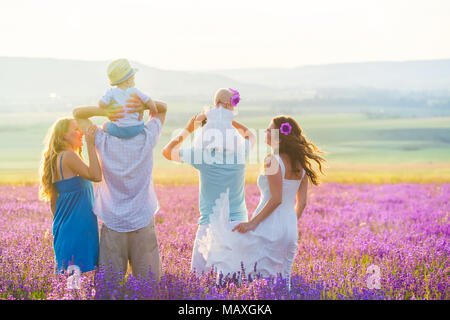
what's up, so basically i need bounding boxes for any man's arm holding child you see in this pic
[127,94,167,125]
[98,100,108,109]
[72,105,124,130]
[145,97,158,116]
[232,120,256,149]
[162,114,202,162]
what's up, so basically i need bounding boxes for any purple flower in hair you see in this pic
[280,122,292,135]
[229,88,240,107]
[231,95,240,107]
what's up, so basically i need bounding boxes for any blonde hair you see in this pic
[214,88,232,106]
[38,118,82,202]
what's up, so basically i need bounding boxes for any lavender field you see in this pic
[0,183,448,300]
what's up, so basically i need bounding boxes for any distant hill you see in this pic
[0,57,272,101]
[0,57,449,115]
[206,59,450,90]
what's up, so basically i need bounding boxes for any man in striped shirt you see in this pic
[73,95,167,282]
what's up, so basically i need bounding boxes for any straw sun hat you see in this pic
[107,59,138,85]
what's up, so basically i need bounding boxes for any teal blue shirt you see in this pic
[180,140,252,225]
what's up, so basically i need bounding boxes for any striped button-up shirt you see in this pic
[93,118,162,232]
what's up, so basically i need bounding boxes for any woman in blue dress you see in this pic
[39,118,102,273]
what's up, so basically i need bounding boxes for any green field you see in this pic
[1,105,450,184]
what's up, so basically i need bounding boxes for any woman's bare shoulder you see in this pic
[60,150,82,166]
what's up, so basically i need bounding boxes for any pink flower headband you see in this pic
[280,122,292,135]
[229,88,240,107]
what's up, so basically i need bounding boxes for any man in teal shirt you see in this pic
[162,114,255,273]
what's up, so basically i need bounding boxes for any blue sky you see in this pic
[1,0,449,70]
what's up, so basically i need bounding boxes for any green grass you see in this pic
[1,108,450,184]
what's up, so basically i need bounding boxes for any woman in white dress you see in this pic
[202,115,326,282]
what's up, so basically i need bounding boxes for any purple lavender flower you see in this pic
[0,184,448,300]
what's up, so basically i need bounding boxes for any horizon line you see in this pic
[1,55,450,72]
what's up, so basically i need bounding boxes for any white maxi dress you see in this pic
[198,154,305,280]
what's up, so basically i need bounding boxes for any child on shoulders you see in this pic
[99,58,157,139]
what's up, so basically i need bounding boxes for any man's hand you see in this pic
[195,113,206,123]
[185,114,205,133]
[103,103,125,122]
[126,94,146,114]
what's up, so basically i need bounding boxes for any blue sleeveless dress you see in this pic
[52,152,99,273]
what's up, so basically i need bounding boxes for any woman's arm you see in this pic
[295,174,308,219]
[232,120,256,149]
[232,155,283,233]
[65,126,102,182]
[162,114,202,162]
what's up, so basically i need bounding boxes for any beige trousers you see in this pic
[98,217,162,282]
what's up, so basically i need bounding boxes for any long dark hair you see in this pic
[272,115,326,185]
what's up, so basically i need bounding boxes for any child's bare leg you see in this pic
[102,122,108,133]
